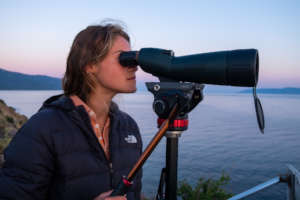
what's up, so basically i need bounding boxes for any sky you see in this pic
[0,0,299,88]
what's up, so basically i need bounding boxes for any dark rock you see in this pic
[7,129,17,138]
[0,127,4,138]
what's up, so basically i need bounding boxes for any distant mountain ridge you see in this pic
[1,68,299,94]
[0,68,61,90]
[239,87,300,94]
[0,68,149,91]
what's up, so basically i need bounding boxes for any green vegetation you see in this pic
[141,173,233,200]
[178,173,233,200]
[6,116,14,124]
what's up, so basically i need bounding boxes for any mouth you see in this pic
[127,76,136,80]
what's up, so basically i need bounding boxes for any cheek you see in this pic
[103,66,124,80]
[96,65,126,88]
[101,59,123,76]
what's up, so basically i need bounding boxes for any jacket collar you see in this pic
[40,94,121,162]
[40,94,120,118]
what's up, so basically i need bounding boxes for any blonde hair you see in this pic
[62,22,130,101]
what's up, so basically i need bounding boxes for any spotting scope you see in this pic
[111,47,264,198]
[119,48,259,87]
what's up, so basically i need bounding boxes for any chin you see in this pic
[127,87,137,93]
[126,83,137,93]
[131,88,137,93]
[119,86,137,94]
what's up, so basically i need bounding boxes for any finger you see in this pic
[105,196,126,200]
[99,190,113,198]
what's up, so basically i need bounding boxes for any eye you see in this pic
[113,50,123,58]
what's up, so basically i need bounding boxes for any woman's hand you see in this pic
[94,190,127,200]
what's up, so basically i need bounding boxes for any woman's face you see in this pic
[92,36,138,95]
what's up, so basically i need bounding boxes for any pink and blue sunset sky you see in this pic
[0,0,299,88]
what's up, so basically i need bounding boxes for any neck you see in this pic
[86,87,115,124]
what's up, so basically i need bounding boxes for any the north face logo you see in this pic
[124,135,137,144]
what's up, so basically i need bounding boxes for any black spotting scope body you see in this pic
[119,48,259,87]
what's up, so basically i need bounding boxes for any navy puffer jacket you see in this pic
[0,95,143,200]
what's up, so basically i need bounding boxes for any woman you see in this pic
[0,23,142,200]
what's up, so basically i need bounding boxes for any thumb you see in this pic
[99,190,113,198]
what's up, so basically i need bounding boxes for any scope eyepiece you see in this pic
[119,51,138,67]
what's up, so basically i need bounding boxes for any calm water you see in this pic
[1,90,300,200]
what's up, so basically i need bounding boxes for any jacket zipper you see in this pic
[108,117,114,188]
[72,107,115,188]
[109,162,113,188]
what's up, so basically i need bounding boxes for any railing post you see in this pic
[287,174,296,200]
[287,164,300,200]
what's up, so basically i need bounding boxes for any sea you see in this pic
[0,90,299,200]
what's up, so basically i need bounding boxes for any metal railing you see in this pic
[228,164,300,200]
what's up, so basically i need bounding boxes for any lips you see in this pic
[127,76,136,80]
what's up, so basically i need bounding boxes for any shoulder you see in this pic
[3,108,63,164]
[110,101,139,131]
[24,108,63,132]
[12,107,66,145]
[110,104,143,147]
[115,109,139,131]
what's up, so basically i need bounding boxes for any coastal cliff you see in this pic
[0,99,27,167]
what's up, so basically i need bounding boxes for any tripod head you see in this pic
[146,81,204,132]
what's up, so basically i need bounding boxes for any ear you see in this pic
[85,64,97,74]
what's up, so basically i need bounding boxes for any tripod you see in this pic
[156,130,183,200]
[111,82,204,199]
[145,82,204,200]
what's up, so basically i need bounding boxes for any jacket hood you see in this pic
[39,94,120,116]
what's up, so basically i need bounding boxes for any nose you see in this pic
[127,66,138,73]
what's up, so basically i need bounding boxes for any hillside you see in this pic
[0,99,28,166]
[0,68,61,90]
